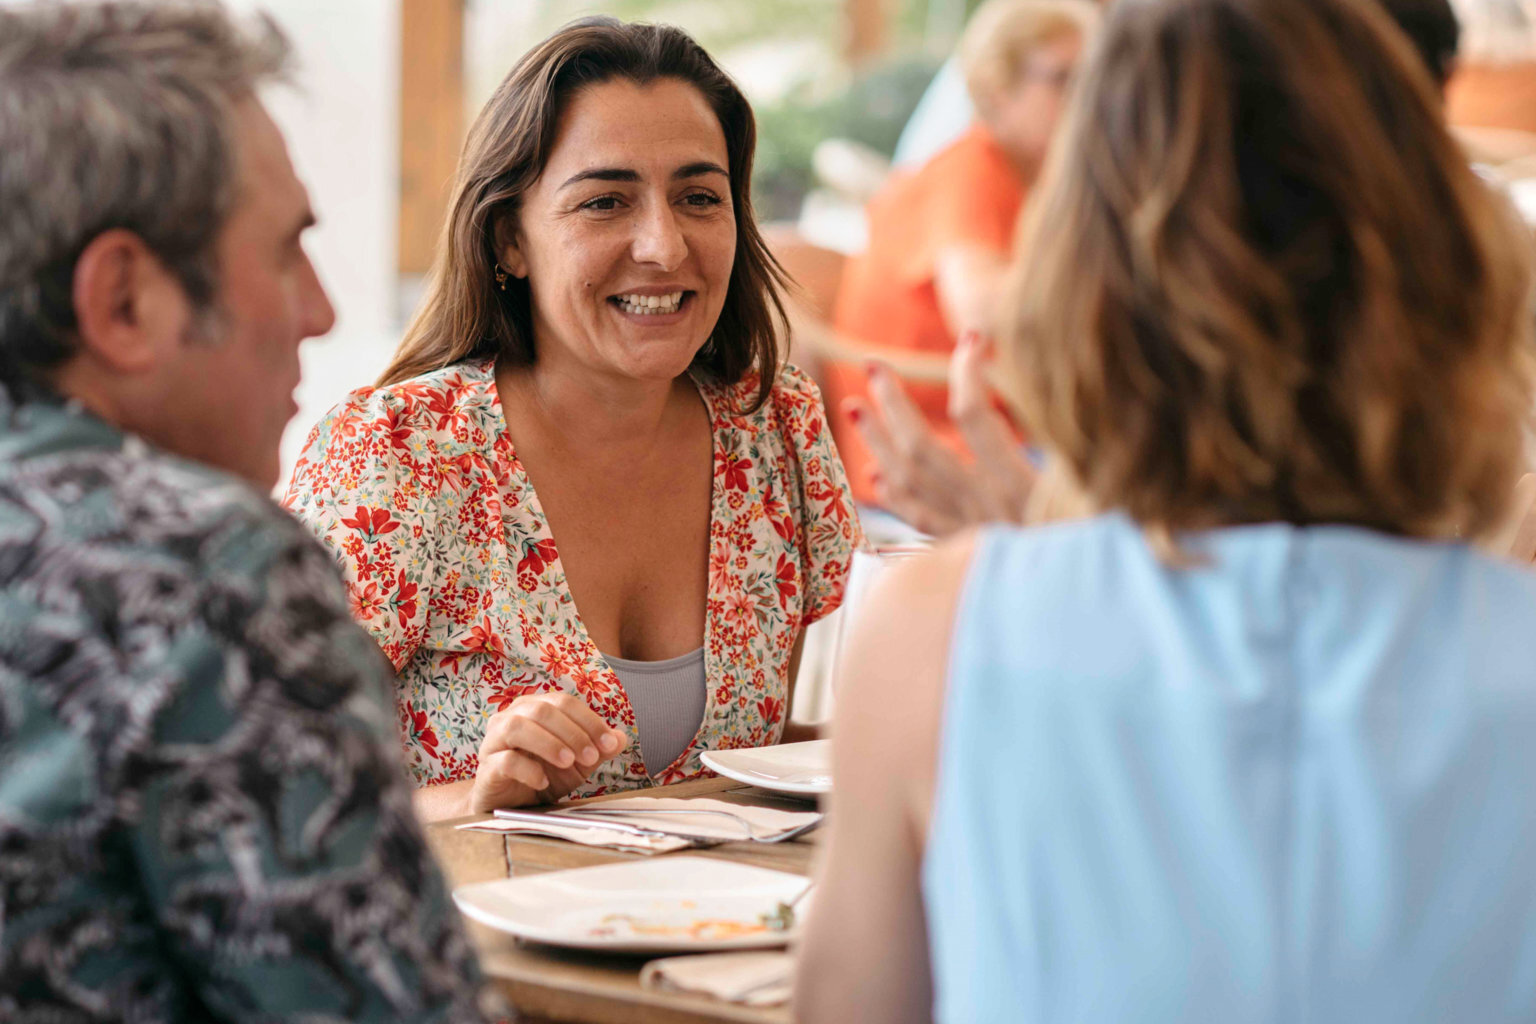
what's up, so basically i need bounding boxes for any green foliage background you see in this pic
[512,0,987,221]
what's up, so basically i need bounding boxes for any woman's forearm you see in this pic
[933,244,1008,339]
[412,778,475,823]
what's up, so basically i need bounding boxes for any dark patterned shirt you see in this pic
[0,384,491,1022]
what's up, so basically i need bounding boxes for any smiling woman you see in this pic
[283,18,862,821]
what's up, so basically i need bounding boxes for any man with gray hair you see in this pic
[0,3,491,1020]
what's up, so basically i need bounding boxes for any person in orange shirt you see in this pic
[1446,0,1536,135]
[824,0,1098,507]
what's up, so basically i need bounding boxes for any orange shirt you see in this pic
[826,123,1027,504]
[1446,62,1536,134]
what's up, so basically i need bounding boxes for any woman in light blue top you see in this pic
[796,0,1536,1021]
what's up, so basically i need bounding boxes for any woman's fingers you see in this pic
[482,694,625,770]
[538,762,592,803]
[518,699,604,766]
[502,715,585,769]
[548,692,627,756]
[846,395,902,484]
[948,335,1035,522]
[864,362,928,444]
[475,749,549,800]
[868,364,968,485]
[855,368,979,534]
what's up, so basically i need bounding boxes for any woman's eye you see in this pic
[580,195,622,212]
[683,192,723,208]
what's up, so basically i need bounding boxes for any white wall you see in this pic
[0,0,403,485]
[224,0,403,485]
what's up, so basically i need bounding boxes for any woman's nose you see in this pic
[630,203,688,270]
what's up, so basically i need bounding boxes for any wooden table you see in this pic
[424,778,819,1024]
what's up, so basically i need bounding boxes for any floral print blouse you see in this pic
[284,358,862,795]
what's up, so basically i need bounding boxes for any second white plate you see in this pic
[453,855,811,952]
[701,739,831,796]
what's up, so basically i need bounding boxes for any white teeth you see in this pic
[615,291,684,315]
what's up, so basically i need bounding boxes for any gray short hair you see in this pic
[0,1,291,386]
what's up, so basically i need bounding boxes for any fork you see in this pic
[566,805,822,844]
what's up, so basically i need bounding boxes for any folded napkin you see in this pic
[453,816,694,853]
[640,950,794,1007]
[456,796,821,853]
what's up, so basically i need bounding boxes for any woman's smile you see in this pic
[608,288,695,323]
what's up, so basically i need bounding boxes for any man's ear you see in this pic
[71,229,192,373]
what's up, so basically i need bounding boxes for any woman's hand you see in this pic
[849,334,1036,536]
[468,693,628,813]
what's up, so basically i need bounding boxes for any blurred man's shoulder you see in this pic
[0,413,313,590]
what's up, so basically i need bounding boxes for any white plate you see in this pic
[452,856,812,953]
[701,740,831,796]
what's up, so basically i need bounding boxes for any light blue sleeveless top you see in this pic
[924,513,1536,1024]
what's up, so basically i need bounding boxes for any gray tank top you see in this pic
[603,647,708,776]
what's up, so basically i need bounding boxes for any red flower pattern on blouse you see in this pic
[341,505,400,541]
[284,359,862,794]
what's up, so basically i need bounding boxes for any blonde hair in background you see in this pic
[1000,0,1535,544]
[959,0,1100,113]
[1450,0,1536,63]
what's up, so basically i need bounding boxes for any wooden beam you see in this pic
[846,0,889,66]
[398,0,465,277]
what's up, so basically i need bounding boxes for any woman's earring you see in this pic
[494,263,509,291]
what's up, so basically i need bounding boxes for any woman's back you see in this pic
[927,515,1536,1022]
[795,0,1536,1020]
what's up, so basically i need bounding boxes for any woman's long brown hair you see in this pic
[380,17,789,411]
[1002,0,1535,541]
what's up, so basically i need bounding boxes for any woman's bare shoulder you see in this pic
[833,530,984,821]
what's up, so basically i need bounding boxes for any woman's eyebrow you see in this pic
[557,162,729,191]
[674,161,728,180]
[558,167,640,190]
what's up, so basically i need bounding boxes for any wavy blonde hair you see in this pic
[959,0,1100,112]
[1000,0,1535,543]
